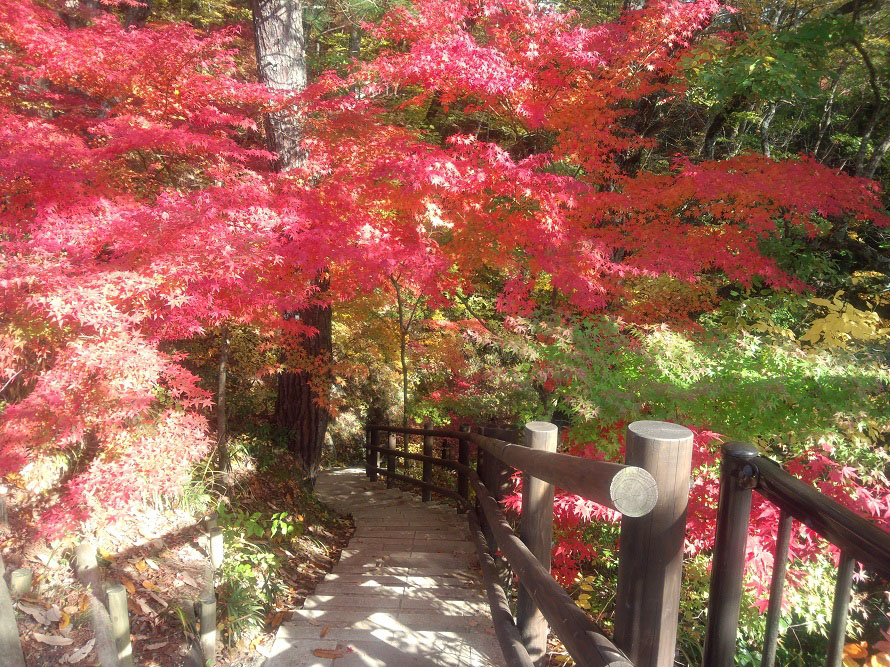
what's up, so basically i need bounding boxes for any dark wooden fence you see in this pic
[703,442,890,667]
[367,420,694,667]
[367,422,890,667]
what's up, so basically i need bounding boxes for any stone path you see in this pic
[264,467,501,667]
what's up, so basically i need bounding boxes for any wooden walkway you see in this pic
[264,467,501,667]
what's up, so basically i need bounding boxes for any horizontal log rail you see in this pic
[369,466,469,508]
[753,454,890,577]
[368,425,658,517]
[470,470,632,667]
[467,510,535,667]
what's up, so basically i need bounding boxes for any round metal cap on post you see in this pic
[614,420,694,667]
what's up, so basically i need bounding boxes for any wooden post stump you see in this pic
[197,594,217,665]
[0,562,26,667]
[209,528,224,569]
[422,425,433,502]
[9,569,31,599]
[516,421,558,666]
[614,420,694,667]
[457,425,470,505]
[387,431,397,489]
[107,584,134,667]
[368,429,380,482]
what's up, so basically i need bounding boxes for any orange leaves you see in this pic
[843,642,890,667]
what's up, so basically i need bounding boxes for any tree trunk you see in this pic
[854,103,887,176]
[251,0,307,171]
[275,284,332,484]
[864,124,890,179]
[253,0,332,484]
[814,68,845,159]
[760,102,778,158]
[124,0,151,27]
[216,323,231,483]
[348,25,361,60]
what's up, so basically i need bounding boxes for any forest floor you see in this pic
[3,437,354,666]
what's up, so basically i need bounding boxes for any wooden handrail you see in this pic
[369,425,658,517]
[467,510,535,667]
[366,421,688,667]
[471,471,632,667]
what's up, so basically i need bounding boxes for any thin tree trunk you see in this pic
[389,276,421,443]
[864,124,890,179]
[216,324,231,472]
[701,108,728,160]
[395,294,409,432]
[854,103,887,176]
[348,25,361,60]
[760,102,778,158]
[814,68,845,159]
[124,0,151,27]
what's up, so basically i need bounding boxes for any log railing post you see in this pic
[458,425,470,506]
[364,426,371,478]
[614,420,694,667]
[368,428,379,482]
[197,594,217,666]
[701,442,759,667]
[107,584,134,667]
[0,557,26,667]
[516,421,558,666]
[422,424,433,502]
[386,431,397,489]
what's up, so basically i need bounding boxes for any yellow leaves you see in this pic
[133,559,148,572]
[801,291,889,349]
[867,653,890,667]
[575,575,594,609]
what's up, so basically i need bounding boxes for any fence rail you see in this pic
[367,422,890,667]
[367,421,688,667]
[703,442,890,667]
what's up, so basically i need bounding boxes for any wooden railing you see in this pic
[703,442,890,667]
[366,420,695,667]
[368,423,890,667]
